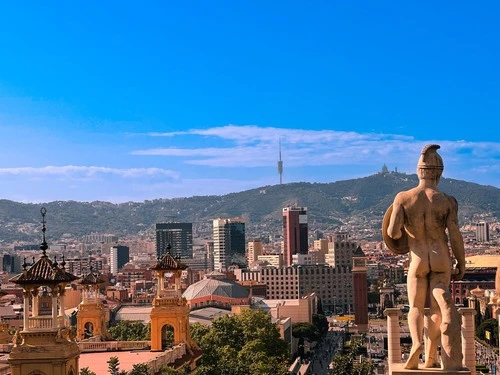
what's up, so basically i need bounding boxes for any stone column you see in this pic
[59,288,66,326]
[31,289,39,317]
[23,289,30,331]
[52,289,58,328]
[385,307,402,367]
[459,307,476,375]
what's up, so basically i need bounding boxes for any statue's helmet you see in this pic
[417,144,444,171]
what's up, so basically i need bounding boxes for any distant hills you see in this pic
[0,172,499,244]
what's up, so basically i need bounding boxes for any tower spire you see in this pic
[277,138,283,184]
[40,207,48,257]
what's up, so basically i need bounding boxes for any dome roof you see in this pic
[183,278,249,300]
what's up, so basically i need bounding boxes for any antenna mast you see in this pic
[277,138,283,184]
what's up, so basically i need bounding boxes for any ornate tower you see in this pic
[8,207,80,375]
[150,245,193,351]
[352,245,369,333]
[76,267,111,341]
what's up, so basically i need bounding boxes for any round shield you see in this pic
[382,204,409,255]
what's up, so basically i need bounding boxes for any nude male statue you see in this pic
[384,144,466,370]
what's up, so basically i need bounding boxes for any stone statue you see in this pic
[383,144,466,370]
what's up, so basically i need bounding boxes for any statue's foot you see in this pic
[423,360,440,368]
[404,344,423,370]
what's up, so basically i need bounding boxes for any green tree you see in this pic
[130,363,151,375]
[80,368,96,375]
[329,340,374,375]
[190,322,210,345]
[107,356,120,375]
[312,313,329,336]
[194,309,289,375]
[108,321,151,341]
[292,321,320,353]
[477,318,499,347]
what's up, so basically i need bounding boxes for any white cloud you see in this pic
[0,165,179,179]
[135,125,500,171]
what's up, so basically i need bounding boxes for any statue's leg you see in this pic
[432,279,464,371]
[424,304,441,368]
[404,274,428,370]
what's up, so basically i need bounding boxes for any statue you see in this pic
[383,144,466,370]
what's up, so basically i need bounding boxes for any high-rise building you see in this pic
[247,239,263,265]
[213,218,245,271]
[352,246,368,332]
[476,222,490,242]
[155,222,193,258]
[282,207,308,266]
[109,245,130,275]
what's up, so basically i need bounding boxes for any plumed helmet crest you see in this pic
[417,144,443,170]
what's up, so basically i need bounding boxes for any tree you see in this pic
[107,356,127,375]
[312,313,329,336]
[329,340,374,375]
[107,356,120,375]
[193,309,290,375]
[190,322,210,345]
[477,318,499,347]
[80,368,96,375]
[130,363,151,375]
[108,321,151,341]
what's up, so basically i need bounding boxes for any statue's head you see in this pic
[417,144,443,182]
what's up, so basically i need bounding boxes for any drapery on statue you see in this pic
[383,144,466,370]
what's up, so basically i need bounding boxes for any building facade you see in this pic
[155,222,193,258]
[213,218,245,271]
[260,265,353,313]
[247,239,264,265]
[476,221,490,242]
[282,207,308,266]
[109,245,130,275]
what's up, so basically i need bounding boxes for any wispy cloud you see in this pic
[0,166,179,179]
[133,125,500,170]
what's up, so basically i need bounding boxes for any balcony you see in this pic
[27,316,66,331]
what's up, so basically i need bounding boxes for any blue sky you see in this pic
[0,1,498,203]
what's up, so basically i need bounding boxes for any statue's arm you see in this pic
[447,196,466,280]
[387,195,404,240]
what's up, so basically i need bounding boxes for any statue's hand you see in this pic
[452,263,465,281]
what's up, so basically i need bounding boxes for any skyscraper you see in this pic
[109,245,130,275]
[476,221,490,242]
[213,218,245,271]
[282,207,308,266]
[155,222,193,258]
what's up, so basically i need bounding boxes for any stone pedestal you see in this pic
[458,308,476,375]
[389,363,471,375]
[385,306,477,375]
[385,308,402,366]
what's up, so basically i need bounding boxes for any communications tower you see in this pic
[277,138,283,184]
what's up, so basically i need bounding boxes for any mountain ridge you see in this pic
[1,172,499,243]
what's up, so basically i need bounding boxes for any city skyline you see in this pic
[0,2,499,203]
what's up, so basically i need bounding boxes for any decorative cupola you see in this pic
[149,244,193,352]
[8,207,80,375]
[76,266,111,341]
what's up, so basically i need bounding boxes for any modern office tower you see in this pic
[352,246,368,332]
[282,207,308,266]
[155,222,193,258]
[2,254,21,273]
[213,218,246,271]
[476,221,490,242]
[109,245,130,275]
[247,239,263,265]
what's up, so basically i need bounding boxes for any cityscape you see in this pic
[1,2,499,375]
